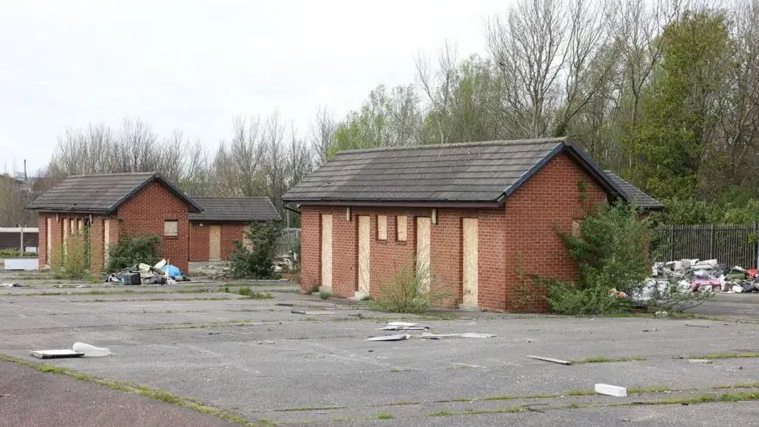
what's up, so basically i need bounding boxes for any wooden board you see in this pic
[46,217,52,261]
[462,218,479,308]
[358,215,371,294]
[103,219,110,268]
[31,350,84,359]
[321,214,333,288]
[397,216,407,241]
[209,225,221,261]
[377,215,387,240]
[416,217,431,292]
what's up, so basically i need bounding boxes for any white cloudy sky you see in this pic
[0,0,510,174]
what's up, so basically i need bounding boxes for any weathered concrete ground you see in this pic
[2,272,759,426]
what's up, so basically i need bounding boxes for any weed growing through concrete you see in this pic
[319,289,333,299]
[237,287,274,299]
[571,356,647,364]
[374,413,394,420]
[0,355,260,426]
[677,353,759,360]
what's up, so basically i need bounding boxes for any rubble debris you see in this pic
[31,349,85,359]
[420,333,495,339]
[642,258,759,300]
[381,321,429,331]
[525,355,572,365]
[366,334,410,342]
[1,283,22,288]
[72,342,111,357]
[276,303,295,307]
[688,359,714,364]
[291,310,335,315]
[684,324,709,328]
[595,383,627,397]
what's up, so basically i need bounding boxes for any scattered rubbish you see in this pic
[276,303,295,307]
[688,359,714,364]
[380,322,429,331]
[366,334,410,342]
[525,355,572,365]
[291,310,335,315]
[646,258,759,298]
[1,283,22,288]
[419,333,495,340]
[655,311,669,317]
[595,383,627,397]
[31,349,84,359]
[162,264,181,279]
[72,342,111,357]
[684,324,709,328]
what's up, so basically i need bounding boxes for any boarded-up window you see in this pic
[377,215,387,240]
[164,220,178,237]
[572,220,583,238]
[397,216,407,241]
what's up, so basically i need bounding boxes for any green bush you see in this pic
[52,234,89,279]
[370,262,450,314]
[319,289,333,299]
[229,222,281,279]
[0,249,37,258]
[107,234,161,273]
[542,202,653,315]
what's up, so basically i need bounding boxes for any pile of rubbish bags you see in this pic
[104,259,187,285]
[638,259,759,300]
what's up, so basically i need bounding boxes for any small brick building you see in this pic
[189,197,281,262]
[27,172,202,274]
[283,138,662,312]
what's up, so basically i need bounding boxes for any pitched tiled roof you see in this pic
[283,138,626,206]
[190,197,281,222]
[26,172,202,214]
[604,171,665,210]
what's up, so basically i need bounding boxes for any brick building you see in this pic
[189,197,281,262]
[27,172,202,274]
[283,138,663,312]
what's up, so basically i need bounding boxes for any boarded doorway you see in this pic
[209,225,221,261]
[321,214,333,288]
[358,215,371,295]
[462,218,478,308]
[416,217,431,292]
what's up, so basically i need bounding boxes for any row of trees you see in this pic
[4,0,759,226]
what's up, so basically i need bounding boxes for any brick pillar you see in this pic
[38,216,47,267]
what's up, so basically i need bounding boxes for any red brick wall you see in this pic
[116,181,191,273]
[189,222,248,262]
[298,153,608,312]
[38,216,47,266]
[502,154,607,312]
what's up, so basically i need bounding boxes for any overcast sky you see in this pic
[0,0,510,174]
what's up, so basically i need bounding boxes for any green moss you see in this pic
[572,356,647,364]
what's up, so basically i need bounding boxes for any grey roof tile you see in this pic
[190,197,281,222]
[26,172,202,213]
[604,171,665,210]
[284,138,566,203]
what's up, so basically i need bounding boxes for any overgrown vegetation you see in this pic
[369,260,450,314]
[107,233,161,273]
[538,203,653,315]
[319,289,333,299]
[0,249,37,258]
[51,234,89,279]
[236,287,274,300]
[229,222,281,279]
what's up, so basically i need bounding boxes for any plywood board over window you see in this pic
[397,216,407,241]
[164,220,178,237]
[377,215,387,240]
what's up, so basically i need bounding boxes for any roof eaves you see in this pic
[563,142,628,202]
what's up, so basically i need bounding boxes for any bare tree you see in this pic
[310,106,337,164]
[487,0,569,138]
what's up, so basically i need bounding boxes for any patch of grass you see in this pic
[568,402,581,409]
[429,410,453,417]
[319,289,333,300]
[276,406,343,412]
[626,391,759,406]
[387,401,419,406]
[678,353,759,360]
[571,356,647,364]
[713,383,759,390]
[565,389,596,397]
[374,413,394,420]
[2,355,260,426]
[628,386,672,394]
[237,287,274,299]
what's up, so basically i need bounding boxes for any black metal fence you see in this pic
[660,224,758,268]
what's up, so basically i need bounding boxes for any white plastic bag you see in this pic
[72,342,111,357]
